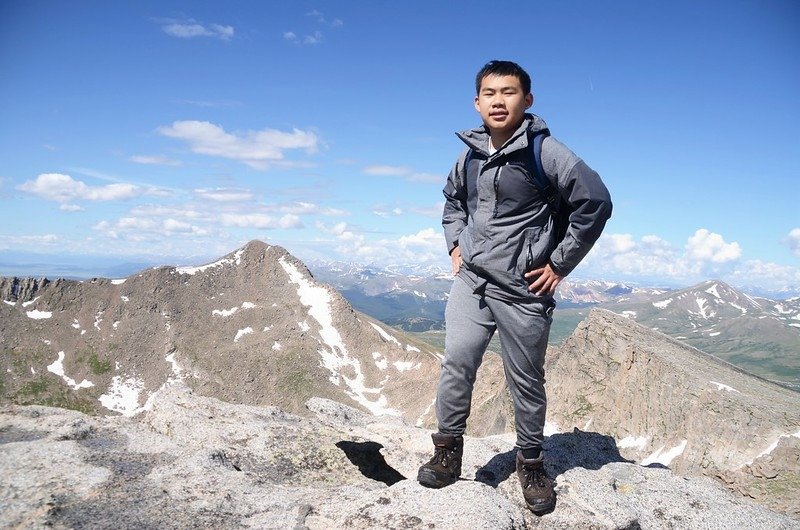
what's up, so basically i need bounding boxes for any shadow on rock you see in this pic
[475,450,517,487]
[475,428,633,488]
[336,441,406,486]
[544,428,634,477]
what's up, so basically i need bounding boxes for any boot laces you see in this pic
[523,465,547,489]
[429,446,451,467]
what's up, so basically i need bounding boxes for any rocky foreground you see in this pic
[2,384,797,530]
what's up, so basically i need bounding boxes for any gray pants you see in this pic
[436,276,553,449]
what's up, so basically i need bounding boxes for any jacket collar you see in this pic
[455,113,549,157]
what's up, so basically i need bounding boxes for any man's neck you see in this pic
[490,132,513,150]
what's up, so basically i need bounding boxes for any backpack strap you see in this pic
[527,130,559,212]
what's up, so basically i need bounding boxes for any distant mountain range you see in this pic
[598,280,800,389]
[309,261,666,331]
[309,262,800,390]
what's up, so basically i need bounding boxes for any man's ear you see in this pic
[526,93,534,109]
[474,95,481,113]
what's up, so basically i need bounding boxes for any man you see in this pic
[417,60,612,515]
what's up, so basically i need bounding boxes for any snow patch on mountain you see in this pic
[393,360,419,372]
[372,352,388,371]
[175,248,245,275]
[746,430,800,465]
[233,327,253,343]
[279,257,400,416]
[22,297,40,307]
[26,310,52,319]
[652,298,673,309]
[47,351,95,390]
[730,303,748,315]
[641,440,688,466]
[99,376,146,416]
[369,322,402,346]
[710,381,739,393]
[618,435,649,450]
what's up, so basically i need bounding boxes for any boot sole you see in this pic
[526,497,556,516]
[417,467,458,488]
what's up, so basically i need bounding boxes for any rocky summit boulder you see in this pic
[545,309,800,517]
[2,384,797,530]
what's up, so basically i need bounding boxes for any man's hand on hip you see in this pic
[525,263,563,296]
[450,246,462,275]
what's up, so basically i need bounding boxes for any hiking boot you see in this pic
[417,433,463,488]
[516,450,556,515]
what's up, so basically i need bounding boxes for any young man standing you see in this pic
[417,60,612,515]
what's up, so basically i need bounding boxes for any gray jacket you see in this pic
[442,114,612,302]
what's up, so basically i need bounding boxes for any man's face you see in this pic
[474,74,533,138]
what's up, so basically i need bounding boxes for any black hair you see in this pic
[475,60,532,95]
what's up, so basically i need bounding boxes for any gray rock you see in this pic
[1,385,797,529]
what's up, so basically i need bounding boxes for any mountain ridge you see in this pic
[2,241,799,520]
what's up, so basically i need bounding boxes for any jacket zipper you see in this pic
[492,166,501,218]
[526,239,534,272]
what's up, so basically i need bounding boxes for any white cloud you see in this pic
[363,165,409,176]
[605,233,636,254]
[581,232,695,281]
[685,229,741,263]
[220,213,304,229]
[304,31,324,45]
[18,173,145,203]
[263,201,347,216]
[727,259,800,288]
[372,206,403,217]
[398,228,444,250]
[130,204,205,220]
[306,10,343,27]
[411,202,445,218]
[0,234,58,249]
[283,30,326,46]
[157,120,319,170]
[579,229,754,285]
[161,21,234,40]
[283,9,342,45]
[93,217,208,239]
[194,188,254,202]
[785,228,800,256]
[362,165,442,184]
[178,99,242,108]
[313,222,446,266]
[130,155,182,166]
[59,203,84,212]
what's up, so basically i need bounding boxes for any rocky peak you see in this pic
[546,309,800,515]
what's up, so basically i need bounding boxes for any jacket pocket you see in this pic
[518,218,556,275]
[458,227,474,264]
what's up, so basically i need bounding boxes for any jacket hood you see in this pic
[455,113,549,156]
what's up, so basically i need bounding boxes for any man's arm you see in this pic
[442,149,471,271]
[525,137,612,294]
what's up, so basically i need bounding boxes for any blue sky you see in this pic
[1,0,798,291]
